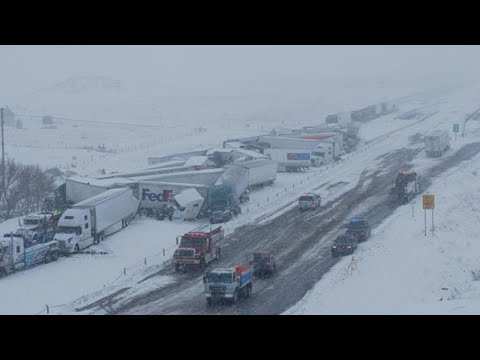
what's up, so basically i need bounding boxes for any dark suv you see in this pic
[345,217,371,242]
[331,234,358,257]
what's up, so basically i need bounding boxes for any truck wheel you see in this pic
[74,244,80,253]
[232,290,238,304]
[44,253,51,264]
[0,269,6,278]
[52,251,59,261]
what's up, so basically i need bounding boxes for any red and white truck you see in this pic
[173,226,224,271]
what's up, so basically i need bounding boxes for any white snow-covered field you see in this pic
[1,81,480,314]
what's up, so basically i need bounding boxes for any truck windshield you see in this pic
[211,200,228,210]
[207,273,233,283]
[299,196,313,202]
[180,237,205,247]
[57,226,81,234]
[24,219,41,225]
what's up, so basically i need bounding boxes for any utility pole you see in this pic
[1,108,4,194]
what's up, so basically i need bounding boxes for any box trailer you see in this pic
[65,177,134,204]
[425,130,450,157]
[230,159,277,189]
[259,135,326,151]
[215,166,249,201]
[264,148,311,172]
[65,177,109,204]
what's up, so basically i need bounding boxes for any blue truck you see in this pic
[207,185,242,224]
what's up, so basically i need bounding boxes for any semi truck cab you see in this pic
[174,227,223,271]
[203,265,253,305]
[54,208,93,253]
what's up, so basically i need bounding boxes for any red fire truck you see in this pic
[173,226,224,272]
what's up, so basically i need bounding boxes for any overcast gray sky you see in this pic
[0,45,479,98]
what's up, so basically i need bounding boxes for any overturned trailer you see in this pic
[172,188,205,221]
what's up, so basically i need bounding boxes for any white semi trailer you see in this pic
[229,159,277,189]
[263,148,311,172]
[54,188,139,253]
[425,130,450,158]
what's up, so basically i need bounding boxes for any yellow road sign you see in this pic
[423,194,435,210]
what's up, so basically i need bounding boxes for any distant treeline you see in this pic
[0,159,56,220]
